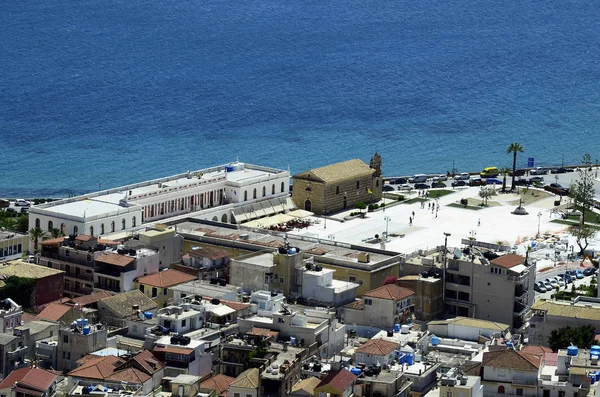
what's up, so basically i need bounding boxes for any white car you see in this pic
[454,173,471,181]
[530,167,547,175]
[14,199,31,207]
[398,184,412,191]
[433,174,448,182]
[553,276,565,287]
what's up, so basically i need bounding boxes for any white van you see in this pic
[408,174,428,183]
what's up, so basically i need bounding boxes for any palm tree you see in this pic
[507,142,524,191]
[50,228,62,238]
[29,227,45,255]
[500,167,511,193]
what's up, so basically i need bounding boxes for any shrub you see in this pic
[460,198,468,207]
[380,203,386,208]
[397,195,405,201]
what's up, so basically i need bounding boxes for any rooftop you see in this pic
[355,338,401,356]
[0,261,64,279]
[99,290,157,318]
[0,367,57,391]
[482,350,541,371]
[490,254,526,269]
[136,269,197,288]
[200,374,235,395]
[532,299,600,320]
[38,303,72,322]
[363,284,415,301]
[316,369,356,392]
[294,159,374,183]
[230,367,260,389]
[292,377,321,395]
[428,317,510,332]
[95,253,136,267]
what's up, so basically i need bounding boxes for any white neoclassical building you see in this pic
[29,162,292,237]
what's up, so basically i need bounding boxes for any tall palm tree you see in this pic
[500,167,511,193]
[507,142,524,191]
[29,227,45,255]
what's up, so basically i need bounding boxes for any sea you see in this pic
[1,0,600,198]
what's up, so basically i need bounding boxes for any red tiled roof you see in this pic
[544,352,559,366]
[247,327,279,340]
[490,254,526,269]
[72,291,112,307]
[136,269,197,288]
[189,246,230,260]
[316,369,356,393]
[153,345,195,355]
[95,253,135,267]
[75,235,95,242]
[108,367,152,384]
[21,312,39,324]
[127,350,163,374]
[68,355,125,380]
[344,300,364,310]
[200,374,236,395]
[41,237,65,246]
[0,367,57,391]
[69,352,160,385]
[482,350,541,371]
[97,239,119,245]
[355,339,401,356]
[521,345,552,356]
[221,300,251,311]
[363,284,415,301]
[38,303,72,322]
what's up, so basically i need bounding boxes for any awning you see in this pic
[209,305,236,317]
[242,213,295,229]
[288,209,313,218]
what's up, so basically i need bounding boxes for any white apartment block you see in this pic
[29,162,292,236]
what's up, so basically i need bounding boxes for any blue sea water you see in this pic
[1,0,599,197]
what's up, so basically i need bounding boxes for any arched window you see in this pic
[100,224,105,235]
[253,188,257,199]
[121,219,126,230]
[73,225,79,234]
[35,218,40,228]
[336,186,340,195]
[498,386,505,394]
[48,220,53,232]
[244,191,248,201]
[281,182,285,193]
[90,226,94,236]
[111,221,115,232]
[262,186,266,197]
[272,184,275,195]
[221,214,228,223]
[132,216,136,227]
[61,223,66,235]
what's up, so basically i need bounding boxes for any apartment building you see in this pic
[57,321,108,371]
[444,251,535,331]
[0,231,28,260]
[39,235,158,297]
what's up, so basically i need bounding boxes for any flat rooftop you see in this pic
[40,198,128,218]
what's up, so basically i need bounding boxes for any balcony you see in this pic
[64,271,94,282]
[8,345,27,356]
[513,303,527,316]
[513,377,538,387]
[94,283,121,293]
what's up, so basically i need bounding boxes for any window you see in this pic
[272,184,275,194]
[234,394,240,397]
[152,287,158,298]
[63,335,69,343]
[132,216,136,227]
[35,218,40,228]
[164,288,168,295]
[246,394,252,397]
[364,298,372,305]
[356,181,360,189]
[139,285,145,293]
[376,179,379,187]
[100,223,105,234]
[244,191,248,201]
[253,188,257,199]
[281,182,285,192]
[111,221,115,232]
[336,186,340,194]
[262,186,266,197]
[73,225,78,234]
[349,276,357,283]
[48,220,53,232]
[516,389,523,396]
[90,226,94,236]
[278,318,285,323]
[279,277,284,283]
[122,219,126,230]
[182,319,187,327]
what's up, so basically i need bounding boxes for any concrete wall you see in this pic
[230,255,274,293]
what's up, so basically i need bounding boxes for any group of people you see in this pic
[409,200,441,225]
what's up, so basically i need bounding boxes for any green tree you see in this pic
[478,187,496,206]
[355,201,367,214]
[500,167,511,193]
[548,324,595,351]
[569,154,596,255]
[29,227,45,254]
[50,228,62,238]
[506,142,524,191]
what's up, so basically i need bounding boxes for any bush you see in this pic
[368,204,380,212]
[460,198,468,207]
[397,195,405,201]
[380,203,386,208]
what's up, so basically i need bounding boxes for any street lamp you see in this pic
[384,216,391,239]
[442,232,451,303]
[537,212,542,237]
[323,209,328,230]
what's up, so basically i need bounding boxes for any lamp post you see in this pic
[384,216,391,239]
[442,232,451,303]
[324,209,328,230]
[537,212,542,237]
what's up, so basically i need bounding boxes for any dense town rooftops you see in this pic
[0,367,57,392]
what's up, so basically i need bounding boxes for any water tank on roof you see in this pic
[407,354,414,365]
[506,342,513,348]
[592,345,600,352]
[211,298,220,305]
[431,336,440,346]
[76,319,84,328]
[288,248,297,255]
[351,368,362,376]
[313,363,322,372]
[290,337,296,346]
[401,324,409,334]
[567,346,578,356]
[143,311,153,319]
[394,324,400,333]
[83,326,90,335]
[82,319,89,326]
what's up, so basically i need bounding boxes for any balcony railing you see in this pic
[512,378,538,387]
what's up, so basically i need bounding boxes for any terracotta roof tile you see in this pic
[99,290,157,319]
[107,367,151,384]
[72,291,112,307]
[41,237,65,246]
[230,368,260,389]
[68,355,125,380]
[490,254,526,269]
[97,239,119,245]
[69,351,161,384]
[363,284,415,301]
[520,345,552,356]
[95,253,135,267]
[189,246,230,260]
[75,235,95,242]
[304,247,329,255]
[355,339,401,356]
[21,312,39,324]
[292,377,321,395]
[482,350,541,371]
[0,367,57,391]
[344,300,364,310]
[153,345,195,355]
[127,350,163,374]
[247,327,279,340]
[316,369,356,392]
[200,374,236,395]
[37,302,72,322]
[462,361,482,376]
[136,269,197,288]
[221,300,251,311]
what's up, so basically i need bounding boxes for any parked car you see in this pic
[452,180,467,187]
[542,280,553,290]
[485,178,503,185]
[509,169,526,177]
[469,178,485,187]
[553,276,565,287]
[390,178,408,184]
[14,199,31,207]
[433,174,448,182]
[383,184,396,192]
[398,184,412,191]
[558,273,573,283]
[20,207,29,214]
[454,173,471,180]
[545,278,558,288]
[408,174,428,183]
[530,167,547,175]
[529,176,544,183]
[575,270,584,279]
[414,183,430,190]
[432,182,447,188]
[583,268,597,276]
[534,282,547,293]
[515,178,532,186]
[5,208,16,213]
[480,167,499,178]
[567,270,579,279]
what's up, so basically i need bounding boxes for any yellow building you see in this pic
[292,154,383,215]
[135,269,197,307]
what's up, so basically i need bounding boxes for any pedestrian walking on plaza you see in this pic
[478,218,481,227]
[428,202,431,210]
[412,211,415,218]
[409,216,413,226]
[431,206,434,214]
[436,208,438,218]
